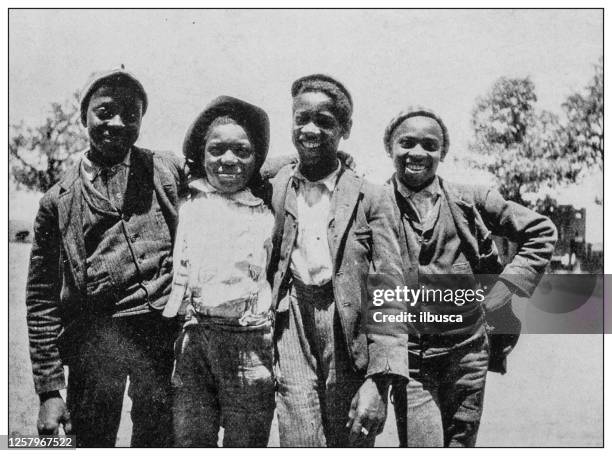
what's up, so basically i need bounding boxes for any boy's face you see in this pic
[86,85,143,162]
[203,122,257,194]
[292,91,349,167]
[390,116,444,189]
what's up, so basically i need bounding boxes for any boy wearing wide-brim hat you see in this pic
[383,106,557,446]
[25,68,185,447]
[164,96,276,447]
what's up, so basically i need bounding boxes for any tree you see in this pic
[468,60,602,208]
[10,92,88,193]
[562,57,603,173]
[468,77,568,206]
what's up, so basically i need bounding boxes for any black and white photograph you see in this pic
[5,7,605,449]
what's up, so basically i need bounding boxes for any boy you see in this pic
[384,107,557,447]
[26,68,185,447]
[269,74,408,447]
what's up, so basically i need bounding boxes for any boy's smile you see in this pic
[390,116,444,190]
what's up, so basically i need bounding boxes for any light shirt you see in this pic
[289,161,342,286]
[163,178,274,325]
[81,148,132,210]
[395,175,442,231]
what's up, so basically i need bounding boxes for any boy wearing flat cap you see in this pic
[25,68,185,447]
[269,74,408,447]
[164,96,275,447]
[383,107,557,446]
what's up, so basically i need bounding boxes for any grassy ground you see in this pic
[9,242,603,446]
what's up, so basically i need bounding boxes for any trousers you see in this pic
[65,312,177,448]
[172,319,275,447]
[274,281,372,447]
[392,328,489,447]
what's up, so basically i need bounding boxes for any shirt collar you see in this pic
[292,160,342,192]
[394,174,441,202]
[188,177,265,207]
[82,148,132,182]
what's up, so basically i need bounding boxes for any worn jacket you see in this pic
[388,176,557,296]
[269,163,409,380]
[25,146,185,394]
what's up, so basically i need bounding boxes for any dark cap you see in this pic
[80,68,148,126]
[291,74,353,129]
[383,106,450,158]
[183,96,270,179]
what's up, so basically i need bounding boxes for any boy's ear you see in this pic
[342,119,353,140]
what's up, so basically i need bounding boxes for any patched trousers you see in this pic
[172,319,275,447]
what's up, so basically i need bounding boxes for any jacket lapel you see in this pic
[57,157,86,294]
[329,168,361,264]
[439,178,481,271]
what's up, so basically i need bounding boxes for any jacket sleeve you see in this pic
[364,184,410,380]
[25,192,66,394]
[163,202,191,318]
[477,187,558,297]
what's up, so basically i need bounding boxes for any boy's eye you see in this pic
[420,138,440,152]
[126,111,139,122]
[315,115,337,129]
[94,107,112,119]
[233,146,253,159]
[206,145,223,156]
[294,113,309,125]
[399,137,419,149]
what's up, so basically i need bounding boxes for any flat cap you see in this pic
[291,74,353,128]
[80,68,148,126]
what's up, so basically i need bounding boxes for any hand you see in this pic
[337,150,357,171]
[38,393,72,436]
[346,377,389,445]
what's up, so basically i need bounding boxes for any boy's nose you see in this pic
[301,121,320,135]
[220,150,239,164]
[107,114,125,128]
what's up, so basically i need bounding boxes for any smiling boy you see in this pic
[384,107,557,447]
[269,74,408,447]
[25,69,185,447]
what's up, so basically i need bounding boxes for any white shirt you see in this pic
[289,161,342,286]
[163,178,274,324]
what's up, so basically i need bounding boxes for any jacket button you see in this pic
[343,301,351,307]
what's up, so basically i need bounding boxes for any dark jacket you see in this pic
[388,176,558,371]
[390,177,557,296]
[25,146,185,394]
[269,163,409,380]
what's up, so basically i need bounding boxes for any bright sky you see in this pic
[8,9,603,227]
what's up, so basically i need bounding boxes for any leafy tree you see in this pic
[468,77,566,206]
[9,92,88,193]
[468,61,602,207]
[562,57,603,172]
